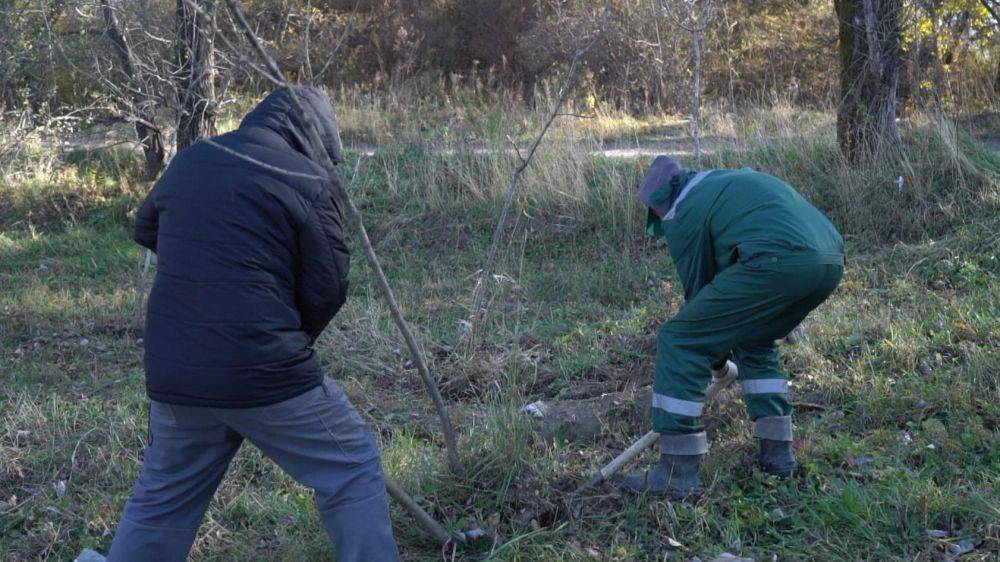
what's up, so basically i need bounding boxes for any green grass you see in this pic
[1,107,998,560]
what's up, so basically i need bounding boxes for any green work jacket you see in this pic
[647,168,845,300]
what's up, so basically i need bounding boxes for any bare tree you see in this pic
[462,8,609,350]
[175,0,217,151]
[662,0,715,170]
[835,0,902,159]
[99,0,165,179]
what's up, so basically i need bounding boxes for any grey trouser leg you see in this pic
[217,377,399,562]
[107,402,243,561]
[108,377,399,562]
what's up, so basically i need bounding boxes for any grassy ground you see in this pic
[1,100,998,561]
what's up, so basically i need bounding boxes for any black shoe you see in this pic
[758,439,796,478]
[620,454,703,500]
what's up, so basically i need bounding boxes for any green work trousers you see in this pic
[652,254,843,439]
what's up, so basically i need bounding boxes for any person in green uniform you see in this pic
[622,155,844,499]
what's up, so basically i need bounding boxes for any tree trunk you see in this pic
[834,0,901,160]
[101,1,165,179]
[691,28,703,169]
[175,0,217,152]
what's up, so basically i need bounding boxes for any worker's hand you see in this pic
[710,359,737,380]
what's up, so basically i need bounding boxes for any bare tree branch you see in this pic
[461,6,610,350]
[313,1,361,83]
[303,0,313,83]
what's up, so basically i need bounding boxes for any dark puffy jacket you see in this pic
[134,87,350,407]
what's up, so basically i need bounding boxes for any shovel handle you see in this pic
[579,361,740,492]
[578,430,661,492]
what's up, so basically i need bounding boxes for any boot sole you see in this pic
[759,462,802,479]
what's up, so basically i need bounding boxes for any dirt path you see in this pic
[40,122,1000,160]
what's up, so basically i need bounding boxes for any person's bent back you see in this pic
[108,87,400,562]
[135,88,349,407]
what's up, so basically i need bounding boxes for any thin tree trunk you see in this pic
[175,0,217,151]
[662,0,714,166]
[100,1,165,179]
[692,28,703,169]
[652,2,666,107]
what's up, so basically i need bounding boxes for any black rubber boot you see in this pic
[758,439,796,478]
[620,454,704,500]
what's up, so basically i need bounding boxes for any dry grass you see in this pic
[1,95,998,560]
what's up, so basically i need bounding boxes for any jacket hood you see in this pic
[239,86,344,166]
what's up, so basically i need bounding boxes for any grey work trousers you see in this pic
[107,377,400,562]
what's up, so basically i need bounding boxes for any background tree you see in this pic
[175,0,218,151]
[100,0,166,179]
[835,0,903,159]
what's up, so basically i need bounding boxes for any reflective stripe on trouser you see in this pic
[652,259,843,435]
[735,341,792,421]
[659,431,709,455]
[755,415,793,441]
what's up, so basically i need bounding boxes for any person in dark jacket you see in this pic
[622,155,844,500]
[107,87,400,561]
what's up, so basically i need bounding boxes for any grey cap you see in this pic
[637,155,687,218]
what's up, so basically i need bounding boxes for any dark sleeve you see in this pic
[295,180,351,341]
[134,188,159,252]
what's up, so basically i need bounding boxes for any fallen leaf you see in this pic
[925,529,949,538]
